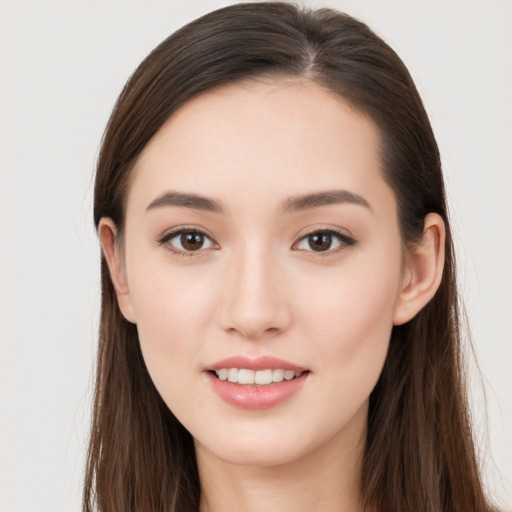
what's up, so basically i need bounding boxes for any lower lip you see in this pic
[206,372,308,410]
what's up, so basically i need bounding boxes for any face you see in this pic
[106,80,413,468]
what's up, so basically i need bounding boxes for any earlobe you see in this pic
[98,218,137,324]
[393,213,446,325]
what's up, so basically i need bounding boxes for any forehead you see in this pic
[128,79,393,215]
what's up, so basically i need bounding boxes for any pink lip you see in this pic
[205,356,309,410]
[207,355,305,372]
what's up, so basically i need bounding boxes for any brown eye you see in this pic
[160,229,216,253]
[181,231,205,251]
[308,232,333,252]
[294,229,356,253]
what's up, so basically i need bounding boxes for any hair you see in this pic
[85,3,492,511]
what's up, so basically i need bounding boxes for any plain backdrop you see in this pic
[1,1,511,511]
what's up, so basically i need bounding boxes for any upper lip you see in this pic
[207,356,305,372]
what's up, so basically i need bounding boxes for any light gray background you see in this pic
[1,1,510,510]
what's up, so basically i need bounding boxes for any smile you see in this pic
[214,368,304,385]
[206,356,309,409]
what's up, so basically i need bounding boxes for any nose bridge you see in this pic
[219,239,291,338]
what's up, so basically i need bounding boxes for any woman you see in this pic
[84,3,493,511]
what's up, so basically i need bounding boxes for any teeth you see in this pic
[272,369,284,382]
[255,369,273,385]
[217,368,228,381]
[227,368,239,383]
[214,368,304,385]
[238,369,255,385]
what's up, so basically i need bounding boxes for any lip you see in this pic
[205,356,309,410]
[207,355,305,373]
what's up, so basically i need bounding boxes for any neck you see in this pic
[196,407,368,512]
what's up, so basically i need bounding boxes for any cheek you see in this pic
[299,252,402,382]
[127,241,214,332]
[126,258,216,391]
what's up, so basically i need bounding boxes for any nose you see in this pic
[218,247,292,340]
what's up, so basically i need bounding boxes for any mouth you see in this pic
[210,368,308,386]
[205,356,309,409]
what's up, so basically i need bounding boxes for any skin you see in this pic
[100,79,445,512]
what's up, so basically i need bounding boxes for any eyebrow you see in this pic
[146,191,224,213]
[282,189,371,213]
[146,188,371,214]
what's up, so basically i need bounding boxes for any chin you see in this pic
[199,438,308,468]
[193,419,339,470]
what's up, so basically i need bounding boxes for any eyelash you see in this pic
[157,227,357,257]
[293,229,357,255]
[157,227,219,257]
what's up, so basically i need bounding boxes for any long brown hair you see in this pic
[85,3,492,511]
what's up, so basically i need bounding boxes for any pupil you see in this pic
[310,233,331,251]
[181,232,203,250]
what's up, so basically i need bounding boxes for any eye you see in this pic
[159,229,217,254]
[294,229,356,253]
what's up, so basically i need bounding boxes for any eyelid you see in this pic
[292,227,357,255]
[156,225,356,256]
[157,226,219,255]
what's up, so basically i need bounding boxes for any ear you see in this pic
[98,218,137,324]
[393,213,446,325]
